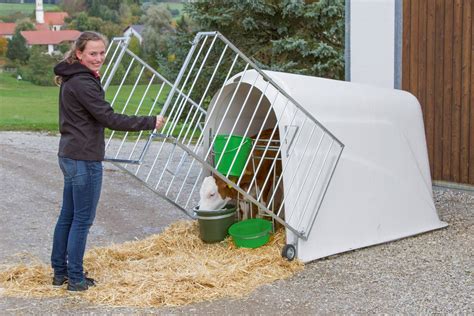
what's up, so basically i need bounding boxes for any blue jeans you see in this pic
[51,157,102,283]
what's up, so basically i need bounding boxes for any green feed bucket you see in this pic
[228,218,273,248]
[214,135,252,177]
[194,204,236,243]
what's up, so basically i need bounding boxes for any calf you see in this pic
[198,128,283,221]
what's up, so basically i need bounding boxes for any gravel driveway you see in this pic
[0,131,472,314]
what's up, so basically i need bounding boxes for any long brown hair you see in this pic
[55,31,108,86]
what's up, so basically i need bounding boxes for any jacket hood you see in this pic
[54,61,94,81]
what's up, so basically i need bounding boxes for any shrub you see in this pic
[19,46,59,86]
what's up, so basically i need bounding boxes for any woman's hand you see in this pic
[155,115,166,131]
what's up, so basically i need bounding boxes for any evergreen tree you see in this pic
[6,21,35,64]
[6,35,29,64]
[185,0,345,79]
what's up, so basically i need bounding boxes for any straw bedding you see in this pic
[0,221,303,308]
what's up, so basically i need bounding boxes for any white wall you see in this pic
[349,0,396,89]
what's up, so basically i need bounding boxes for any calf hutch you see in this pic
[101,32,446,262]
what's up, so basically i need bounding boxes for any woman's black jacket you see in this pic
[54,61,156,161]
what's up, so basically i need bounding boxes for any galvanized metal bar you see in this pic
[180,44,229,145]
[163,36,209,137]
[212,31,344,148]
[181,54,242,208]
[188,52,240,162]
[169,42,230,198]
[161,46,239,195]
[101,32,345,246]
[113,73,155,159]
[266,119,312,210]
[177,46,229,153]
[105,158,141,164]
[255,101,306,203]
[158,32,204,117]
[294,140,334,233]
[111,161,195,219]
[244,99,291,195]
[185,78,270,208]
[151,36,207,148]
[124,48,205,114]
[153,36,210,190]
[278,133,325,224]
[174,112,206,203]
[103,36,131,92]
[170,138,304,238]
[220,73,263,178]
[102,40,121,82]
[173,35,218,145]
[129,82,167,174]
[143,93,183,182]
[210,63,251,173]
[108,57,135,109]
[142,70,195,182]
[235,84,278,187]
[103,37,115,58]
[105,64,145,150]
[300,141,344,240]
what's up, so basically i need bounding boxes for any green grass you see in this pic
[0,3,60,17]
[106,83,169,117]
[0,71,170,132]
[0,71,59,131]
[0,71,199,139]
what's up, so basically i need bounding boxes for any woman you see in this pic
[52,31,165,292]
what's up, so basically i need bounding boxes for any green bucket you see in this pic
[214,135,252,177]
[194,204,237,243]
[228,219,273,248]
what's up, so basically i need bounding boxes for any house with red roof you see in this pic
[0,12,68,40]
[1,1,75,55]
[0,22,50,40]
[42,12,69,31]
[0,23,16,40]
[0,0,69,39]
[21,30,80,55]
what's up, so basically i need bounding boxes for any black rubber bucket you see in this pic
[193,204,237,243]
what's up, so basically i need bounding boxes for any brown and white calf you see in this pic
[198,128,283,220]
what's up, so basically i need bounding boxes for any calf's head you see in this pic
[198,176,231,210]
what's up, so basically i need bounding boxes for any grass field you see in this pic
[0,71,201,141]
[0,2,183,17]
[0,71,59,131]
[0,2,183,20]
[0,3,60,17]
[0,71,173,132]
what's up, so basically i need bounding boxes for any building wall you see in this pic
[402,0,473,185]
[348,0,397,89]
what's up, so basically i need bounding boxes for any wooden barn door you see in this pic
[402,0,474,185]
